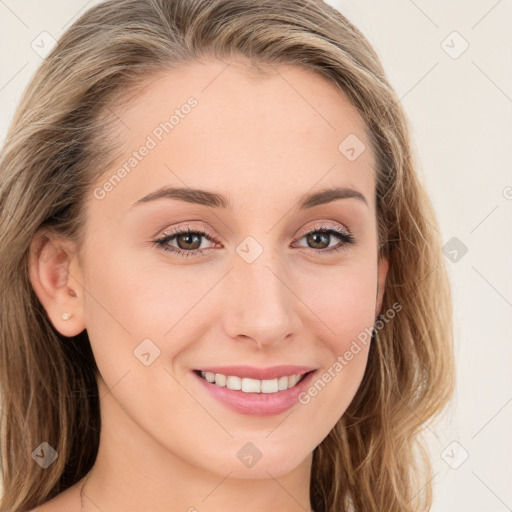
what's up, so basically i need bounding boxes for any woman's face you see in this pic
[57,59,387,478]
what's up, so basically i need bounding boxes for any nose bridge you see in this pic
[223,235,301,345]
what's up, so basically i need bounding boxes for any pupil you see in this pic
[308,232,329,249]
[178,233,201,250]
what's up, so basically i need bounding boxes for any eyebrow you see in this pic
[131,185,368,210]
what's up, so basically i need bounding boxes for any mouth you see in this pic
[193,368,315,394]
[191,365,318,417]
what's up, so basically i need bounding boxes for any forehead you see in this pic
[92,58,376,216]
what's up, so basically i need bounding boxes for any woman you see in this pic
[0,0,455,511]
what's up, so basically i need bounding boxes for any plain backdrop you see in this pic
[1,1,511,510]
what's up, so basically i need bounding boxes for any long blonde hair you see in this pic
[0,1,455,510]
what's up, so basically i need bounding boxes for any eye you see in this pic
[153,222,356,258]
[292,223,356,255]
[153,226,219,258]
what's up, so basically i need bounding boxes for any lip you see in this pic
[194,365,315,380]
[192,367,317,417]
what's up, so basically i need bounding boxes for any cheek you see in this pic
[79,241,179,382]
[82,232,187,339]
[294,262,376,410]
[299,260,377,349]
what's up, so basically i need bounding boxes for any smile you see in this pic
[197,370,308,394]
[192,364,317,416]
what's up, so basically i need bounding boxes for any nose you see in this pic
[222,245,302,350]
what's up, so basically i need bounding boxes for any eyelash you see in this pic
[152,223,356,258]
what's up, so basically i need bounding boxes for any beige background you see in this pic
[1,1,511,510]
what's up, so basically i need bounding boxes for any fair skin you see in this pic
[29,58,388,512]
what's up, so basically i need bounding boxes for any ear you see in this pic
[375,255,389,319]
[28,228,86,337]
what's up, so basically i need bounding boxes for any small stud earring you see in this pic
[61,312,72,321]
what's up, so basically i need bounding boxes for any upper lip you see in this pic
[194,365,316,380]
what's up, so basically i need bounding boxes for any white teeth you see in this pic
[226,375,242,390]
[288,374,301,387]
[260,378,278,393]
[214,373,226,386]
[241,378,261,393]
[200,371,307,393]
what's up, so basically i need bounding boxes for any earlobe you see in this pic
[28,229,86,337]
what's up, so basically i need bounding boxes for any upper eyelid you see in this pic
[157,225,217,242]
[295,222,350,238]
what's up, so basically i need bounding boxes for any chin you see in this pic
[230,440,312,479]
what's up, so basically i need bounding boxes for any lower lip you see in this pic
[192,370,317,417]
